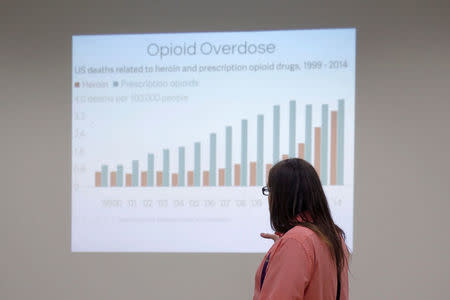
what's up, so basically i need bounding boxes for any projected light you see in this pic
[72,28,355,252]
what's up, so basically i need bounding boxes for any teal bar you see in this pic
[273,105,280,164]
[101,165,108,187]
[209,134,216,186]
[147,154,154,186]
[178,147,185,186]
[225,126,232,186]
[132,160,139,186]
[163,149,169,186]
[337,99,345,185]
[194,142,201,186]
[241,120,248,186]
[117,165,123,187]
[289,100,296,157]
[257,115,264,186]
[321,104,329,184]
[305,105,312,163]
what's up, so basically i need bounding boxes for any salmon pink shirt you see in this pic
[253,225,349,300]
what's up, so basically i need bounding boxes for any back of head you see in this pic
[267,158,347,274]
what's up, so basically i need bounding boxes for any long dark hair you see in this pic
[267,158,347,275]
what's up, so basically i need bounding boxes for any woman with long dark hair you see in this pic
[253,158,349,300]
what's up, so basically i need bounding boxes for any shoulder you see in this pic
[283,225,318,246]
[265,227,317,278]
[279,225,321,263]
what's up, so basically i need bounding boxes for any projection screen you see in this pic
[71,28,355,252]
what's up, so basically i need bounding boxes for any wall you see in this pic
[1,0,450,299]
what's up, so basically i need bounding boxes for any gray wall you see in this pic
[1,0,450,299]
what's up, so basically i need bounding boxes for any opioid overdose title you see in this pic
[147,42,276,59]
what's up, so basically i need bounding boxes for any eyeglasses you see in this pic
[262,186,270,196]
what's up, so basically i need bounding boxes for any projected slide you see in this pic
[72,28,355,252]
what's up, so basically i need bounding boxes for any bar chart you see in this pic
[94,99,346,188]
[72,28,355,252]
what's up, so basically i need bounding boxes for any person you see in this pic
[253,158,349,300]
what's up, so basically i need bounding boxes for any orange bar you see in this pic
[203,171,210,186]
[218,169,225,186]
[126,174,132,187]
[282,154,289,160]
[265,164,272,184]
[298,143,305,159]
[156,171,163,186]
[141,172,147,187]
[187,171,194,186]
[234,164,240,186]
[172,173,178,186]
[330,111,338,185]
[314,127,321,176]
[110,172,117,187]
[95,172,101,187]
[250,162,256,186]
